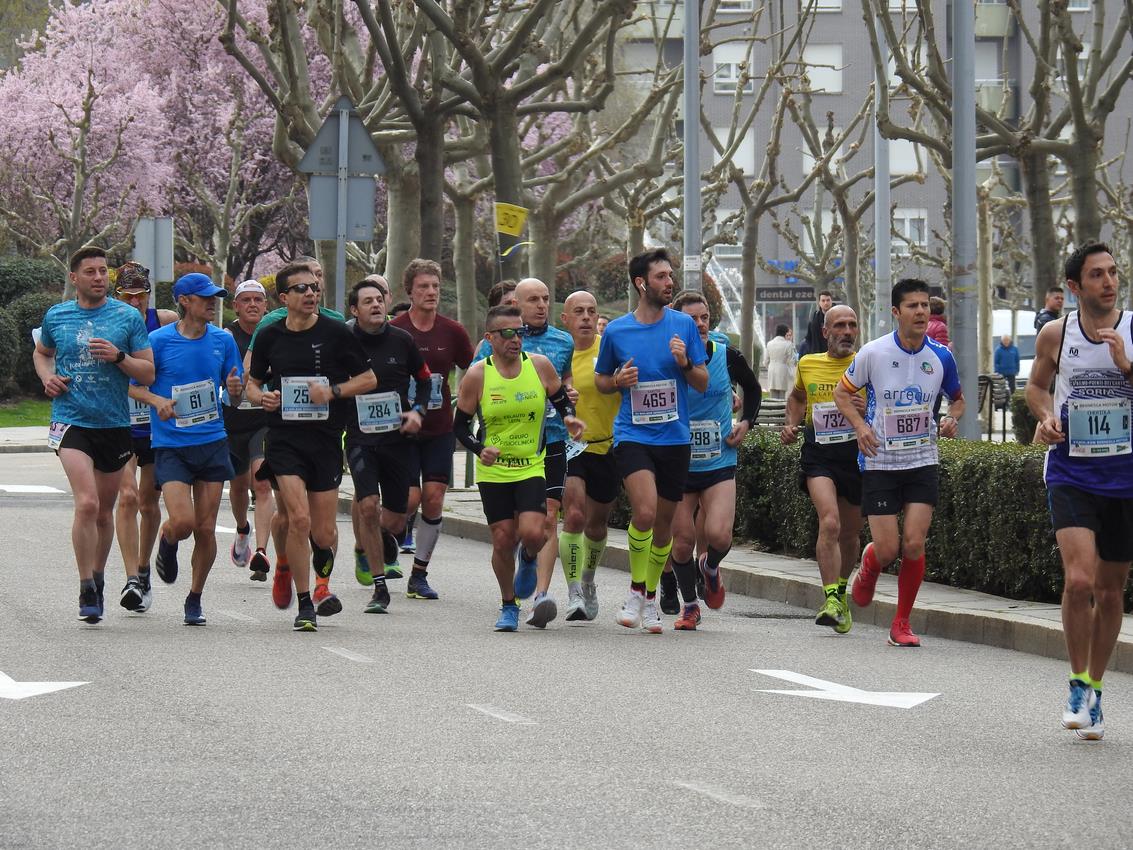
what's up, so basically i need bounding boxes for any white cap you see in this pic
[234,280,267,298]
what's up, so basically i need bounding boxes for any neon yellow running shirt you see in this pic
[476,352,547,483]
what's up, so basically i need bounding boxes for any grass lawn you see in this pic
[0,397,51,428]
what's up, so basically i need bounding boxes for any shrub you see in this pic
[1011,389,1037,443]
[0,309,19,396]
[8,291,62,392]
[0,257,64,304]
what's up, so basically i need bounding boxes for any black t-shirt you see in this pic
[347,322,432,445]
[249,314,371,434]
[223,320,265,434]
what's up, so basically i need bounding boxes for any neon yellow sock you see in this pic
[1090,675,1103,692]
[645,537,673,593]
[559,531,584,584]
[1072,671,1090,685]
[823,583,839,600]
[627,524,652,584]
[837,577,849,598]
[582,534,607,574]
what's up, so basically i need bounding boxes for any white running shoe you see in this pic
[525,592,558,629]
[564,583,587,622]
[1062,680,1096,730]
[581,570,599,620]
[231,531,251,568]
[642,598,663,634]
[617,590,645,629]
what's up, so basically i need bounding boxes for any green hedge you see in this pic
[0,257,63,304]
[1010,389,1037,443]
[6,291,61,393]
[0,310,18,397]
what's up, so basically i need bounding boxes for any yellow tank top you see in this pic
[476,352,547,483]
[571,336,619,455]
[794,352,859,424]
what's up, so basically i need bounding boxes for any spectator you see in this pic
[994,334,1021,395]
[1034,286,1064,331]
[765,324,796,399]
[926,296,950,347]
[803,290,833,355]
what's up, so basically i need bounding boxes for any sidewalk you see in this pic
[0,426,50,453]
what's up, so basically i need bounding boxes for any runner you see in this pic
[130,274,243,625]
[559,290,620,621]
[112,262,176,612]
[345,278,432,614]
[391,258,475,600]
[224,280,275,581]
[781,304,864,634]
[453,305,584,631]
[594,248,708,633]
[1027,241,1133,740]
[833,278,965,648]
[33,246,154,623]
[245,261,377,631]
[666,290,760,630]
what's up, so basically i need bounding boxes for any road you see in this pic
[0,452,1128,849]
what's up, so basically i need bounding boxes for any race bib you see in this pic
[812,401,855,445]
[128,395,150,427]
[630,379,678,425]
[565,438,588,461]
[690,419,722,460]
[172,379,218,428]
[356,391,402,434]
[1067,397,1132,457]
[48,421,70,450]
[281,376,330,421]
[882,404,931,451]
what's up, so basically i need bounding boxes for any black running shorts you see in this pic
[1048,484,1133,562]
[860,465,939,516]
[614,441,691,503]
[57,424,133,474]
[407,432,455,487]
[798,441,862,506]
[346,440,412,514]
[258,428,344,493]
[478,477,548,525]
[566,451,620,504]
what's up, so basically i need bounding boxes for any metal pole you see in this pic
[873,68,891,340]
[682,0,702,292]
[335,101,350,316]
[952,0,979,439]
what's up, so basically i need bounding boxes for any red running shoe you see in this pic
[698,553,726,610]
[850,543,881,608]
[674,602,702,631]
[272,565,292,610]
[888,617,921,647]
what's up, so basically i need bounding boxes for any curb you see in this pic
[0,445,52,454]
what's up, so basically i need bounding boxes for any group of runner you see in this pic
[35,241,1132,741]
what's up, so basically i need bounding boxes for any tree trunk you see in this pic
[527,210,559,303]
[416,116,445,261]
[452,190,480,341]
[977,187,993,374]
[484,96,526,280]
[840,209,861,317]
[1068,129,1102,242]
[739,206,760,366]
[1020,150,1060,305]
[383,165,421,286]
[627,207,646,259]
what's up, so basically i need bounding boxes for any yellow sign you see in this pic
[495,202,528,237]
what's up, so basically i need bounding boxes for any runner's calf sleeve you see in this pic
[559,530,584,583]
[414,514,443,567]
[583,534,607,573]
[627,524,652,584]
[706,544,730,574]
[381,529,400,566]
[646,538,672,593]
[672,557,698,604]
[896,554,926,621]
[312,541,335,579]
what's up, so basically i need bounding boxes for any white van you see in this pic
[991,309,1037,381]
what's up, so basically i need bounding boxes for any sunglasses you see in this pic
[489,327,525,340]
[282,283,321,294]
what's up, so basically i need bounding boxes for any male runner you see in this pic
[391,258,475,600]
[560,290,620,621]
[1028,241,1133,740]
[782,304,864,634]
[345,279,432,614]
[666,290,760,630]
[246,262,377,631]
[834,278,965,648]
[453,305,584,631]
[113,262,176,612]
[224,280,275,581]
[132,274,243,625]
[34,246,154,623]
[594,248,707,633]
[474,278,574,627]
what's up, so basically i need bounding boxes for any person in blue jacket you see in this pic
[994,334,1021,395]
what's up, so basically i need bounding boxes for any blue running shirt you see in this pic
[688,341,736,472]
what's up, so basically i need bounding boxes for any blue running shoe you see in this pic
[406,572,439,600]
[183,595,206,626]
[513,544,538,600]
[78,587,101,624]
[495,602,520,632]
[400,528,416,554]
[1062,679,1096,730]
[156,535,179,584]
[1076,691,1105,740]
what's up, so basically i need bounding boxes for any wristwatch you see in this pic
[114,351,126,364]
[331,384,342,399]
[411,404,425,417]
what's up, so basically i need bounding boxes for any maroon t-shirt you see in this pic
[390,310,474,437]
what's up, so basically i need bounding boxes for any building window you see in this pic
[893,208,928,256]
[814,0,842,9]
[713,43,755,94]
[802,44,843,94]
[718,0,755,11]
[713,126,756,175]
[889,139,922,176]
[1068,0,1088,8]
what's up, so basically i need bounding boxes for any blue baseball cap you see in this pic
[173,273,230,300]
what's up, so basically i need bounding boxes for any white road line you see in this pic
[323,647,374,663]
[466,704,537,725]
[215,525,237,534]
[215,609,257,623]
[0,484,65,494]
[671,781,765,809]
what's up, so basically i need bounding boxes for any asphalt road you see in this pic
[1,453,1129,849]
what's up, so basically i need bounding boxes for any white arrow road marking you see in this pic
[672,782,766,809]
[323,647,374,663]
[752,669,940,709]
[0,485,65,494]
[466,704,537,725]
[0,671,88,701]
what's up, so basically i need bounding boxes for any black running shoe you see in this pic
[659,571,680,615]
[293,605,318,632]
[249,549,270,582]
[119,578,144,611]
[78,587,101,624]
[155,535,179,584]
[365,581,391,613]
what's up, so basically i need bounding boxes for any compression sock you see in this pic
[645,538,673,594]
[705,544,729,575]
[582,534,607,574]
[413,515,442,568]
[559,531,584,584]
[823,583,839,600]
[895,554,926,620]
[837,577,849,599]
[311,539,335,579]
[627,524,652,585]
[672,557,698,603]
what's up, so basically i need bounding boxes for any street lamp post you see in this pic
[682,0,702,292]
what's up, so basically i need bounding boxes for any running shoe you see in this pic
[384,562,404,580]
[834,596,853,634]
[155,535,179,584]
[120,577,144,612]
[674,602,701,631]
[313,579,343,616]
[696,567,706,602]
[1076,691,1104,740]
[231,530,251,568]
[513,544,538,600]
[851,542,881,607]
[183,595,206,626]
[293,604,317,632]
[272,566,292,609]
[495,602,520,632]
[526,592,557,629]
[659,570,680,615]
[354,548,372,586]
[815,596,842,629]
[137,570,153,613]
[78,587,101,624]
[249,549,270,582]
[400,528,416,554]
[406,572,439,600]
[581,574,599,620]
[617,590,645,629]
[1062,679,1097,730]
[699,553,726,610]
[642,598,663,634]
[887,617,921,647]
[365,581,391,614]
[564,583,587,622]
[95,577,104,618]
